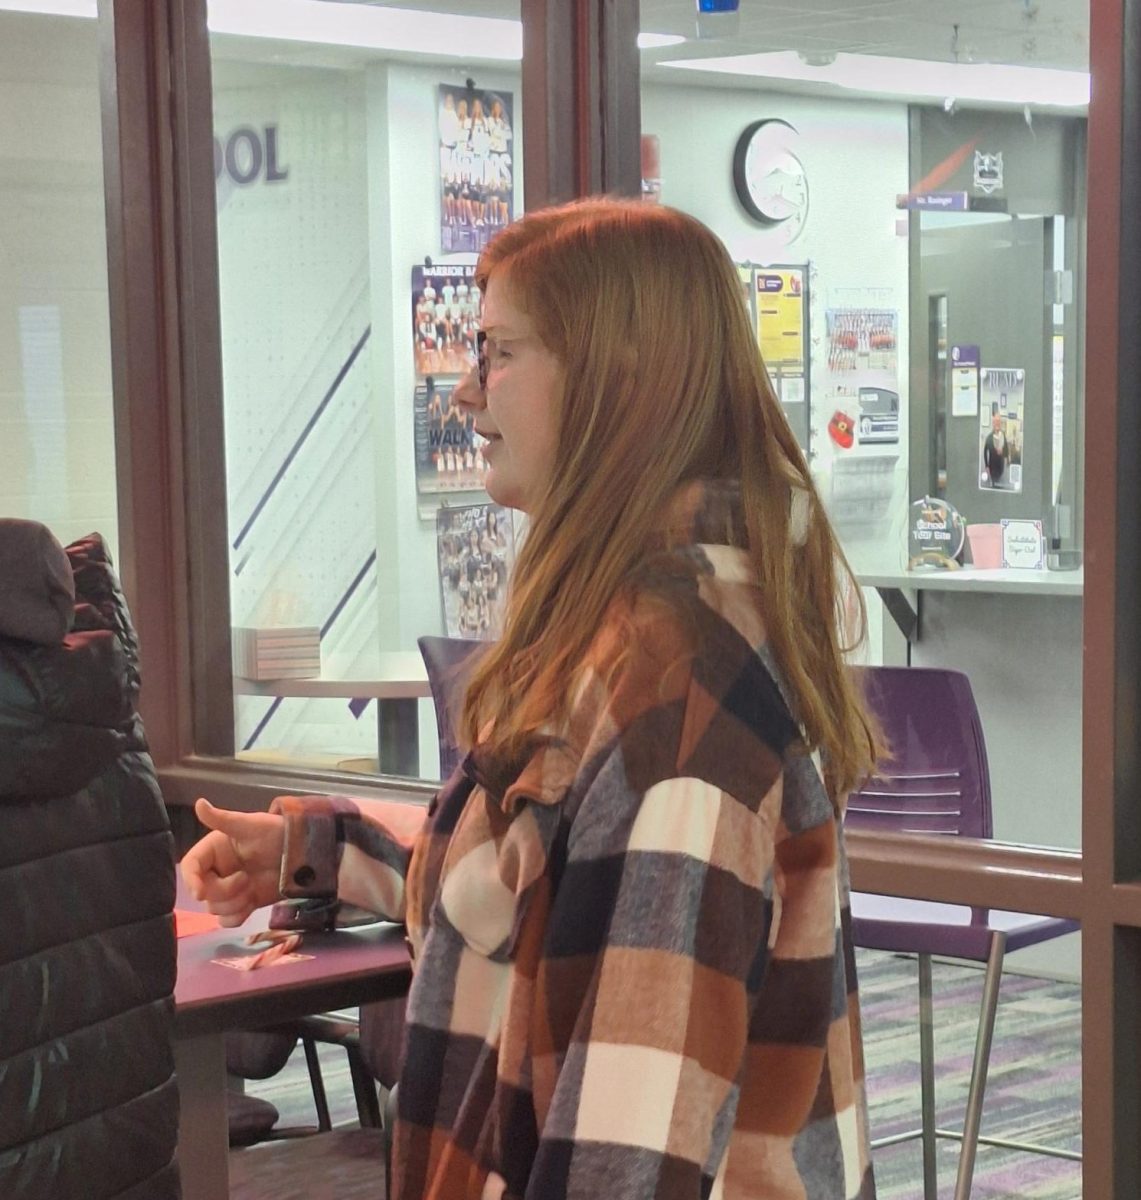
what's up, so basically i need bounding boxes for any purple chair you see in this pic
[417,635,487,779]
[848,666,1080,1200]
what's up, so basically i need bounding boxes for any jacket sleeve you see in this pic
[270,794,429,922]
[524,622,790,1199]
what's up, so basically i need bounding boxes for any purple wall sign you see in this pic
[896,191,970,211]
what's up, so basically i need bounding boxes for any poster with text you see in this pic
[411,263,478,378]
[439,83,514,254]
[755,267,806,373]
[437,503,515,639]
[978,367,1025,493]
[413,379,488,497]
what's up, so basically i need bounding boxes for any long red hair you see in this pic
[462,199,875,799]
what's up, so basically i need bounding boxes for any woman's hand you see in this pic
[180,797,286,927]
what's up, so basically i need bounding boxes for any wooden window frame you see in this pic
[95,0,1137,1192]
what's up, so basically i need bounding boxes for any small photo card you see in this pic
[212,953,314,972]
[1000,518,1044,569]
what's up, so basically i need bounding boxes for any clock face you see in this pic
[733,119,810,242]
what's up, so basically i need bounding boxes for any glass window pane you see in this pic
[208,0,521,780]
[0,8,118,558]
[638,0,1086,854]
[637,4,1085,1192]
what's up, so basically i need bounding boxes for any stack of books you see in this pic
[232,626,321,680]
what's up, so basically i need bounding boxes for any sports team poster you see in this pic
[438,83,514,253]
[436,503,515,639]
[413,379,489,497]
[824,308,898,375]
[411,263,478,378]
[978,367,1025,493]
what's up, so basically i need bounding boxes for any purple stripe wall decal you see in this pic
[232,325,371,553]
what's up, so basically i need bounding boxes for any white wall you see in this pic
[0,16,118,560]
[642,83,912,577]
[365,61,523,655]
[213,57,521,766]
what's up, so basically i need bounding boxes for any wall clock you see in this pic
[733,118,809,241]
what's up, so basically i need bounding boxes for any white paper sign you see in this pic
[952,364,979,417]
[1000,518,1044,569]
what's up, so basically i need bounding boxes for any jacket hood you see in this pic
[0,519,75,644]
[0,526,147,800]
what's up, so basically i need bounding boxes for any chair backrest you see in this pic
[226,1028,297,1080]
[846,666,992,840]
[417,635,488,779]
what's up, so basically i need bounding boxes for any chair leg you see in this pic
[346,1043,383,1128]
[301,1035,333,1132]
[952,932,1007,1200]
[384,1082,400,1200]
[918,953,938,1200]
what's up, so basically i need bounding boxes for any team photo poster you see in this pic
[436,503,515,639]
[413,378,489,497]
[438,83,514,254]
[410,263,479,379]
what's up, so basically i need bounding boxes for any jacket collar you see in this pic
[653,478,748,553]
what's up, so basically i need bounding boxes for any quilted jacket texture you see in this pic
[0,521,180,1200]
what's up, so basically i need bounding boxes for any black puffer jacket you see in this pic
[0,521,180,1199]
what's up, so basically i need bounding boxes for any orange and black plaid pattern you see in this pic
[279,480,875,1200]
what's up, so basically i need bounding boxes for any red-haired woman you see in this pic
[183,199,878,1200]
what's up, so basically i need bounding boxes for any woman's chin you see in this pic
[484,474,527,514]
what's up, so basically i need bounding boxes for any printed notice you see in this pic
[1000,518,1044,569]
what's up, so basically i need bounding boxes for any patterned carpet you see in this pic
[860,951,1082,1199]
[230,950,1082,1199]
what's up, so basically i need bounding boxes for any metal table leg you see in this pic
[174,1033,229,1200]
[378,697,420,777]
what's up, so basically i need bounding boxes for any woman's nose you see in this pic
[453,367,483,411]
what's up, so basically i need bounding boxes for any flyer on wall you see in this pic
[821,307,900,451]
[753,265,809,450]
[438,82,514,254]
[413,379,488,497]
[411,263,478,378]
[436,503,515,639]
[754,267,806,373]
[978,367,1025,493]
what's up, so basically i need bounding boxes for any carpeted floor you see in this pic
[231,949,1082,1199]
[859,950,1081,1199]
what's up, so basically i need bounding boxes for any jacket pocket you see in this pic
[434,790,560,961]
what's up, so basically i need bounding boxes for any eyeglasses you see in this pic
[476,330,489,392]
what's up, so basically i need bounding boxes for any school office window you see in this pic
[0,10,118,557]
[208,1,522,779]
[637,0,1086,857]
[635,1,1087,1192]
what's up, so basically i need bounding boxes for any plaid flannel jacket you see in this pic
[276,480,875,1200]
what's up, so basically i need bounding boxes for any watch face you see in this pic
[733,119,809,242]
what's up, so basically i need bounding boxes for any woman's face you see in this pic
[456,274,562,513]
